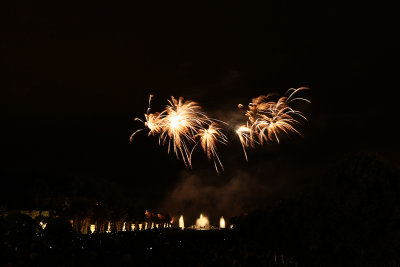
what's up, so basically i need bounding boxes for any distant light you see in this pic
[219,216,226,229]
[179,215,184,230]
[90,224,96,234]
[39,221,47,230]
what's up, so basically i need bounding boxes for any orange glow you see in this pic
[131,95,227,172]
[236,87,310,159]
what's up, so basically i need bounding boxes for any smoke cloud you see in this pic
[162,167,288,226]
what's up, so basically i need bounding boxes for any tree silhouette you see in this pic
[238,152,400,265]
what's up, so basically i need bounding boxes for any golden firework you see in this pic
[235,125,252,162]
[236,87,310,159]
[131,95,227,172]
[158,96,211,167]
[197,122,228,174]
[130,95,163,142]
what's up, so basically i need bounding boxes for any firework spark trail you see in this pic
[129,95,163,142]
[236,87,310,159]
[130,88,309,171]
[197,122,228,174]
[236,125,252,162]
[158,96,212,167]
[131,95,228,172]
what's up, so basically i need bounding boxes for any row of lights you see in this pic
[90,222,172,234]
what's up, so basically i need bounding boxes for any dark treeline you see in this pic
[0,172,141,211]
[0,171,171,234]
[2,151,399,266]
[234,152,400,266]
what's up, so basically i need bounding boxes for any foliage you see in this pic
[237,152,400,266]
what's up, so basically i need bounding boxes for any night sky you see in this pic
[1,1,398,220]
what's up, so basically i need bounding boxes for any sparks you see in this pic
[130,95,163,142]
[131,88,309,171]
[158,96,212,167]
[236,87,310,159]
[197,123,228,174]
[131,95,227,172]
[235,125,252,162]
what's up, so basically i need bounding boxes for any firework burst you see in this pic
[131,88,309,171]
[197,123,228,174]
[129,95,163,142]
[158,96,212,167]
[236,87,310,159]
[131,95,227,172]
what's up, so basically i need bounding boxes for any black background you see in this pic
[1,1,398,217]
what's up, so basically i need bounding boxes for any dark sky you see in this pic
[1,1,398,218]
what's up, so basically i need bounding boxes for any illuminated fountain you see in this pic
[219,216,226,229]
[187,214,223,230]
[179,215,184,229]
[106,222,111,233]
[90,224,96,234]
[122,222,126,231]
[145,222,148,230]
[195,214,210,229]
[131,224,136,231]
